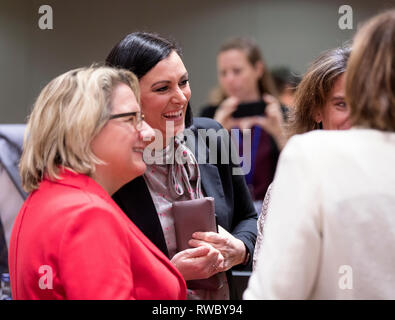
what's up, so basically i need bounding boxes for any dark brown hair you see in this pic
[106,32,193,127]
[287,46,350,136]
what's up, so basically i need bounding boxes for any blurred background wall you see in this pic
[1,0,394,123]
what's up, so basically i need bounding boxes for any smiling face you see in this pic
[139,51,191,146]
[315,74,352,130]
[217,49,263,102]
[91,82,154,194]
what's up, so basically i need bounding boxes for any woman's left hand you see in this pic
[189,226,247,272]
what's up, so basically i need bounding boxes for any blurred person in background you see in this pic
[200,37,287,213]
[0,124,26,275]
[270,66,301,108]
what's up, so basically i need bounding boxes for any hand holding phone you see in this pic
[231,100,267,118]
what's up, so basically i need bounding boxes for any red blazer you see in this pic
[9,169,186,300]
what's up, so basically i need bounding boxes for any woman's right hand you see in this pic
[214,96,239,130]
[171,245,224,281]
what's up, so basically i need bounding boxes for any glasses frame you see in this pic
[109,112,145,130]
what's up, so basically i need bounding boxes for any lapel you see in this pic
[115,203,186,296]
[112,177,169,257]
[185,125,228,227]
[0,124,28,199]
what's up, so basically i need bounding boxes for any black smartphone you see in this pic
[231,100,267,118]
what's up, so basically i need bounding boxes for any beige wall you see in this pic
[1,0,393,123]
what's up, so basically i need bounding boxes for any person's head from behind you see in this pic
[20,66,154,195]
[214,37,277,103]
[346,9,395,132]
[271,66,301,108]
[289,46,351,135]
[106,32,192,145]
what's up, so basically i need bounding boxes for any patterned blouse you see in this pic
[253,183,273,270]
[143,136,229,300]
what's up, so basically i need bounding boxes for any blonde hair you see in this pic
[346,9,395,131]
[210,37,278,105]
[287,46,350,137]
[20,66,139,192]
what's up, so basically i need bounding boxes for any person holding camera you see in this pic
[200,37,287,211]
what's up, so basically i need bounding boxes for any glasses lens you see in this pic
[109,112,144,130]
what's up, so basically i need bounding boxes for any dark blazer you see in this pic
[0,124,27,274]
[0,124,28,200]
[113,117,258,298]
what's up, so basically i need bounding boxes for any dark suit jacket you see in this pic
[0,124,27,274]
[0,124,28,200]
[113,117,257,298]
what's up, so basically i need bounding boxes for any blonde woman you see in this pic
[245,9,395,299]
[9,66,187,300]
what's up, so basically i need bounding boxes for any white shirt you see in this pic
[244,128,395,299]
[0,163,24,249]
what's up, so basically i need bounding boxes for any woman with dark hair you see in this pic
[270,66,301,108]
[106,32,257,300]
[253,45,351,269]
[245,9,395,299]
[287,46,352,135]
[106,33,193,129]
[200,37,287,213]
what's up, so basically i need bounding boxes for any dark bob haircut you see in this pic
[105,32,193,127]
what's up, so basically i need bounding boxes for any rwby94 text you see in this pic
[152,304,243,317]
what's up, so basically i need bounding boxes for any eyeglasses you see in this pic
[109,112,145,130]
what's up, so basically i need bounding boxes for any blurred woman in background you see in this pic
[201,37,287,212]
[270,66,301,109]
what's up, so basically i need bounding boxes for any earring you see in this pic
[314,121,323,130]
